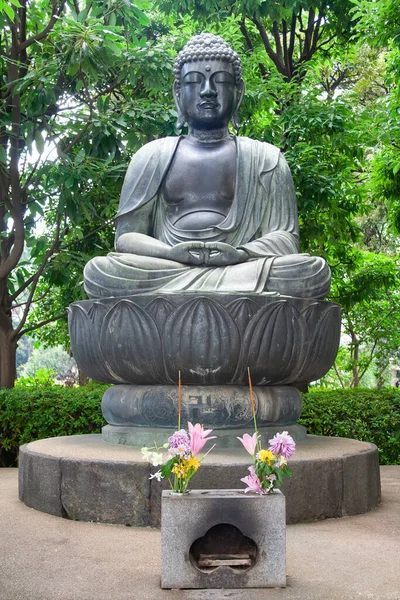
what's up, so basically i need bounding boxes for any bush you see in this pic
[0,383,108,467]
[1,385,399,467]
[299,388,400,465]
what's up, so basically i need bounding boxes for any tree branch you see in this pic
[358,340,378,382]
[288,11,296,75]
[60,219,113,250]
[12,285,51,309]
[311,8,325,55]
[239,19,268,79]
[272,21,283,64]
[252,16,286,76]
[333,362,346,389]
[306,7,316,59]
[0,35,26,282]
[18,311,67,338]
[19,0,66,52]
[12,216,61,338]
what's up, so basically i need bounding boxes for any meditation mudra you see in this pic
[84,34,330,299]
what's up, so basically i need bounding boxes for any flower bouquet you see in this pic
[238,430,295,494]
[238,368,296,494]
[141,422,216,494]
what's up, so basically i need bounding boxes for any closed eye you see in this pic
[183,73,204,84]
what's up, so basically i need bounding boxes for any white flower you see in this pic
[149,471,163,482]
[150,452,163,466]
[141,448,151,460]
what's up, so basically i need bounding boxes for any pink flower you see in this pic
[240,466,267,494]
[237,432,258,456]
[188,422,216,456]
[268,431,296,459]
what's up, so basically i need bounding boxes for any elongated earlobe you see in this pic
[173,80,186,131]
[232,79,245,134]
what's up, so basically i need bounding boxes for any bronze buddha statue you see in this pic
[84,33,330,300]
[69,34,341,440]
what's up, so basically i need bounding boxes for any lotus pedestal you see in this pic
[68,292,341,445]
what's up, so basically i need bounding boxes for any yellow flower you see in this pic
[172,464,184,478]
[258,450,276,465]
[186,457,200,471]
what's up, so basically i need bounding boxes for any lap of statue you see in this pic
[84,246,330,299]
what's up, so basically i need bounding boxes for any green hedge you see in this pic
[0,385,399,467]
[0,384,107,467]
[299,388,400,465]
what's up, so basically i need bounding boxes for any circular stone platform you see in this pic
[18,434,381,527]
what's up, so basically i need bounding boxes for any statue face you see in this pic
[177,60,238,130]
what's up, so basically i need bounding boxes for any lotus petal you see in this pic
[145,297,174,332]
[300,303,342,382]
[68,304,119,383]
[226,297,261,337]
[87,301,109,327]
[163,297,240,384]
[235,301,309,385]
[100,300,164,384]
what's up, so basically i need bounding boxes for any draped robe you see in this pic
[84,136,330,299]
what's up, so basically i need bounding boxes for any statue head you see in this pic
[173,33,245,133]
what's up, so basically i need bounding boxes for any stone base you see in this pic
[102,423,307,447]
[161,489,286,589]
[19,434,381,527]
[102,384,302,429]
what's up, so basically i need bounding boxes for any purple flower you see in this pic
[268,431,296,459]
[240,466,268,495]
[168,429,191,458]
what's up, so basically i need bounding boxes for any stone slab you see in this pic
[60,458,151,526]
[18,445,63,517]
[161,489,286,589]
[18,434,381,526]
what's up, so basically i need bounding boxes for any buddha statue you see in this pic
[70,33,341,445]
[84,33,330,300]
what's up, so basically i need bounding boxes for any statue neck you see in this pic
[187,126,231,144]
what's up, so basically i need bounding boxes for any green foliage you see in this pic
[0,383,107,466]
[1,0,179,384]
[1,385,399,468]
[16,368,56,388]
[18,345,76,379]
[299,388,400,464]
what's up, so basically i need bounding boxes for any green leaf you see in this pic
[0,146,6,164]
[1,1,15,20]
[35,130,44,154]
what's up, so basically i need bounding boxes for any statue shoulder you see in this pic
[237,137,281,172]
[127,136,179,166]
[118,137,180,218]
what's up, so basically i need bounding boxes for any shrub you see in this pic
[1,385,399,467]
[299,388,400,465]
[0,383,107,467]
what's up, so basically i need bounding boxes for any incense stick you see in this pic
[247,367,261,452]
[178,369,182,430]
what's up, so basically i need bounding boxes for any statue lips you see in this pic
[197,101,220,110]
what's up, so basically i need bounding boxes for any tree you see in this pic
[0,0,177,386]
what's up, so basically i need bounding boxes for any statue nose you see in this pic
[200,80,217,97]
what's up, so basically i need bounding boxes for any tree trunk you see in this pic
[0,315,17,387]
[78,368,89,386]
